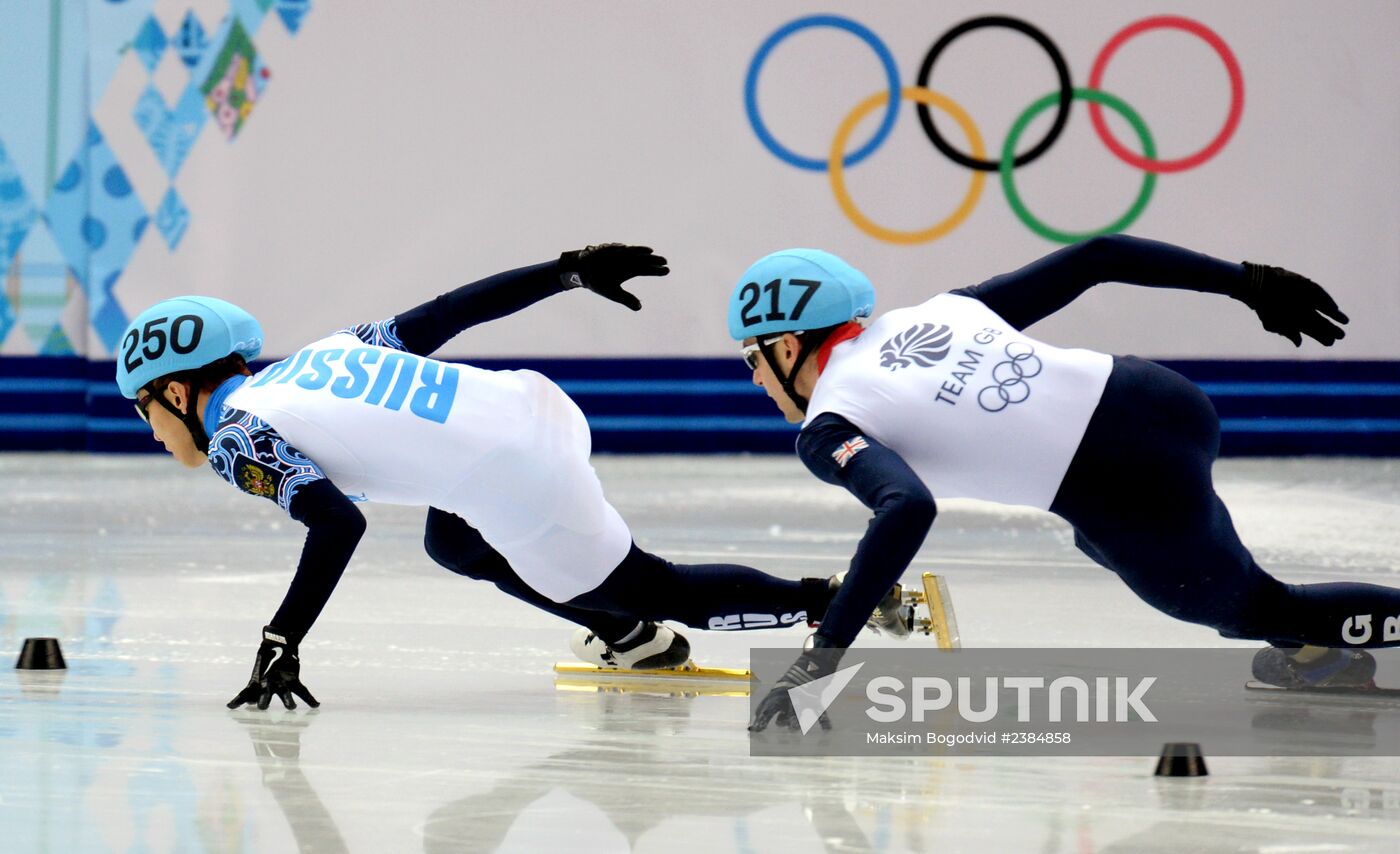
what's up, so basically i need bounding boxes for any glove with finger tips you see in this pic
[1238,262,1349,347]
[559,243,669,311]
[748,641,844,733]
[227,626,320,711]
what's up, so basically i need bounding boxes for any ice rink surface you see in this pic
[3,453,1400,852]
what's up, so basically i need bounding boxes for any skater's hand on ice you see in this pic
[558,244,669,311]
[227,626,320,711]
[748,643,843,733]
[750,682,832,732]
[1239,263,1348,347]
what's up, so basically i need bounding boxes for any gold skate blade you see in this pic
[554,680,750,698]
[916,572,961,651]
[553,660,752,682]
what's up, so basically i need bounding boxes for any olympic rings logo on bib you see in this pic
[743,14,1244,245]
[978,342,1043,412]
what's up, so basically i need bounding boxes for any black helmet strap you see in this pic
[757,332,820,414]
[148,381,211,455]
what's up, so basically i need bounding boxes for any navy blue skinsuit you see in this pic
[805,235,1400,650]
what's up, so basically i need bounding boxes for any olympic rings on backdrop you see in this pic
[743,13,1244,244]
[830,87,987,245]
[1002,88,1156,244]
[916,16,1072,172]
[744,15,901,171]
[1088,15,1244,173]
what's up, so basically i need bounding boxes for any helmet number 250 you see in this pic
[121,314,205,373]
[737,278,822,328]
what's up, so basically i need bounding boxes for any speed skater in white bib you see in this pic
[116,245,853,710]
[732,237,1400,732]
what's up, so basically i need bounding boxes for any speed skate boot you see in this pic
[830,572,914,639]
[1252,645,1377,689]
[570,622,691,670]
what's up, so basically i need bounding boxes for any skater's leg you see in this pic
[566,545,837,669]
[568,544,831,632]
[1078,494,1400,648]
[1056,357,1400,649]
[424,508,640,641]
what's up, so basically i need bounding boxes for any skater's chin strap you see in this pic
[757,334,812,413]
[758,327,845,415]
[147,382,210,455]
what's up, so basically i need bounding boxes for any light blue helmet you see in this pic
[116,296,263,399]
[727,248,875,340]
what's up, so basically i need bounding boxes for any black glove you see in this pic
[1238,262,1349,347]
[558,244,669,311]
[227,626,320,711]
[748,639,845,733]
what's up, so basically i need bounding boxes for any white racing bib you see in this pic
[806,294,1112,509]
[225,332,632,601]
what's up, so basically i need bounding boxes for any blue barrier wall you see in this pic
[3,356,1397,456]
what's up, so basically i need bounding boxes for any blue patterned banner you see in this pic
[0,0,312,358]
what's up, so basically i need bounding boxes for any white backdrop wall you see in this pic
[69,0,1400,359]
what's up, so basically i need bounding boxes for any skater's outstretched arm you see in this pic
[951,234,1347,346]
[210,414,366,708]
[798,413,936,648]
[389,244,669,356]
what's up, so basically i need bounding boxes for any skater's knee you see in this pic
[583,545,678,612]
[1072,530,1114,570]
[424,508,501,579]
[424,537,488,578]
[627,549,688,599]
[1208,578,1295,640]
[423,510,459,566]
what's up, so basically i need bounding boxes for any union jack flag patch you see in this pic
[832,436,869,468]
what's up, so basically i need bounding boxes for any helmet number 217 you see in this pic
[737,278,822,328]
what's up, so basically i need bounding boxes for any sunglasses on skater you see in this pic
[741,332,803,370]
[134,391,155,424]
[134,381,176,424]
